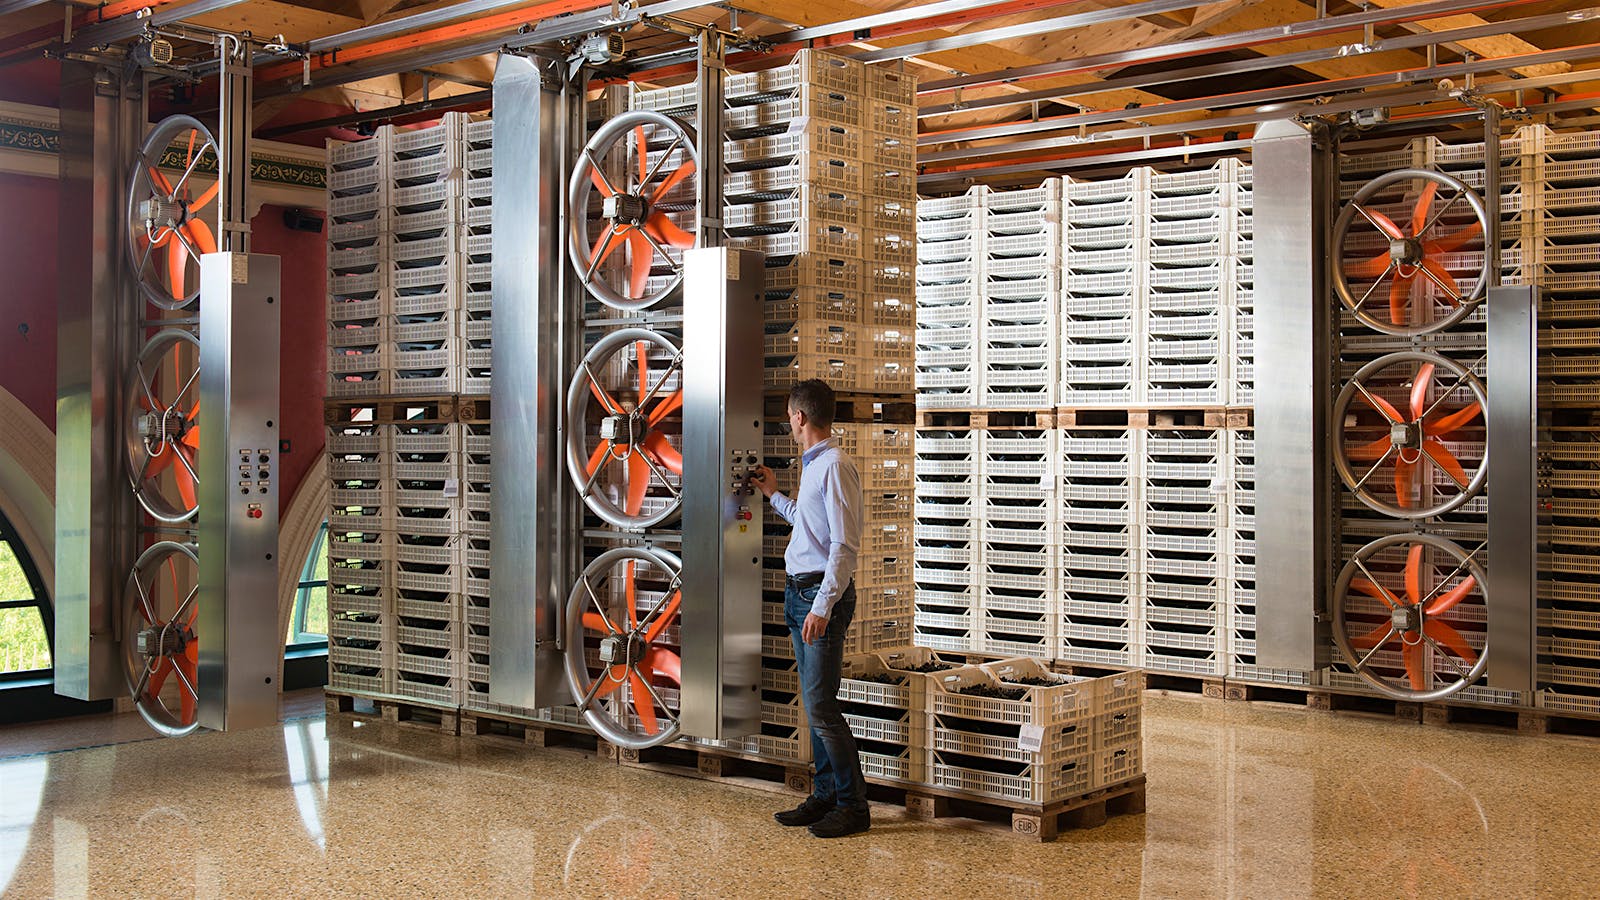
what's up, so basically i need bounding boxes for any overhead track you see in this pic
[0,0,194,60]
[920,5,1600,118]
[847,0,1215,64]
[773,0,1088,44]
[919,0,1551,94]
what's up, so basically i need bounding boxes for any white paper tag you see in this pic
[231,254,249,284]
[1017,724,1045,753]
[726,249,741,281]
[443,477,460,499]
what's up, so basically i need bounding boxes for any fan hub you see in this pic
[1391,603,1422,635]
[602,193,649,225]
[1389,420,1424,450]
[1390,236,1424,267]
[139,197,187,230]
[135,624,190,659]
[598,631,647,667]
[138,410,190,446]
[599,413,650,448]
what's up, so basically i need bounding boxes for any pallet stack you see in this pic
[982,185,1061,410]
[914,189,985,409]
[1061,172,1142,407]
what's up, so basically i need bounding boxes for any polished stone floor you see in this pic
[2,690,1598,899]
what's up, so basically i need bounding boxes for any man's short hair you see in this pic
[789,379,835,429]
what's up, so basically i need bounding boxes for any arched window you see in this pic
[0,508,51,680]
[285,519,329,650]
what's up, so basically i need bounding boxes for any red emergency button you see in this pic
[249,508,263,519]
[737,509,752,521]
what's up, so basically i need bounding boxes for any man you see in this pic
[747,378,869,839]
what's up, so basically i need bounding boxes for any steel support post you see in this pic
[216,35,252,252]
[54,63,142,701]
[1486,285,1540,694]
[196,253,282,732]
[1252,119,1334,672]
[488,52,575,710]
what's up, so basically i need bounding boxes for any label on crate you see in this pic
[444,477,460,498]
[1017,723,1045,752]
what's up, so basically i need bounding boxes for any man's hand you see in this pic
[748,464,778,498]
[802,612,828,645]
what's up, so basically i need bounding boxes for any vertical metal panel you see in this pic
[679,247,764,740]
[54,64,139,701]
[1251,119,1331,672]
[489,54,570,710]
[1486,284,1538,693]
[197,252,282,731]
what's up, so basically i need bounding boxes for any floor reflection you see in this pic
[0,693,1597,898]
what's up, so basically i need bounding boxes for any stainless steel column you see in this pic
[489,53,572,710]
[1251,119,1333,671]
[1486,284,1539,693]
[54,64,141,701]
[197,252,281,731]
[678,247,764,740]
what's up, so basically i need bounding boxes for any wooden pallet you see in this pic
[1217,681,1577,735]
[324,394,459,426]
[619,740,813,795]
[325,689,460,735]
[1052,406,1253,429]
[916,409,1057,430]
[458,707,617,758]
[898,776,1146,842]
[765,391,916,425]
[457,394,490,423]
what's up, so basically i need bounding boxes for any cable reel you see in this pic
[564,546,685,749]
[566,110,700,311]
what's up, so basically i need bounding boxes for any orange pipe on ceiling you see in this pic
[0,0,190,57]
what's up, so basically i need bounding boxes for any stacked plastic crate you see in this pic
[326,415,390,695]
[981,184,1061,409]
[388,413,465,707]
[462,117,493,396]
[1140,428,1228,676]
[388,116,465,397]
[1058,427,1142,668]
[847,422,917,653]
[1060,171,1143,407]
[980,429,1058,658]
[326,134,390,399]
[912,428,981,651]
[1229,168,1255,406]
[915,188,985,408]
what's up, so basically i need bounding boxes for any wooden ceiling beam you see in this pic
[1359,0,1568,78]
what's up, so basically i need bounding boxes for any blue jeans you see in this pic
[785,581,866,813]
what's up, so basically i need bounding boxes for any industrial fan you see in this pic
[125,328,202,522]
[1332,168,1491,336]
[565,327,685,530]
[1332,532,1489,702]
[1333,350,1487,519]
[122,540,201,737]
[564,546,684,747]
[126,115,220,310]
[567,110,699,310]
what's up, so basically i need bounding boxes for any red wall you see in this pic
[0,175,327,507]
[0,173,59,429]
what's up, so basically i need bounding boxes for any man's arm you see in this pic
[749,464,797,524]
[808,459,862,620]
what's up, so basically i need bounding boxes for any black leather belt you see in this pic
[787,572,825,588]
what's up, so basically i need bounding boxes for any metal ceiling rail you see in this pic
[773,0,1086,44]
[916,41,1600,162]
[67,0,248,49]
[0,0,56,14]
[255,88,493,139]
[918,0,1550,94]
[0,0,186,59]
[919,5,1600,118]
[918,138,1254,185]
[253,0,714,97]
[847,0,1214,64]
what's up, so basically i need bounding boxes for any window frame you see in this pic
[286,519,330,653]
[0,508,53,685]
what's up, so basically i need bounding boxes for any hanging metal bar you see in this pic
[848,0,1214,64]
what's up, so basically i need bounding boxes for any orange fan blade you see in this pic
[1410,181,1438,236]
[590,224,623,267]
[1362,205,1406,240]
[148,166,175,197]
[178,641,198,723]
[643,647,682,685]
[637,340,649,401]
[651,159,697,203]
[586,438,613,478]
[1423,618,1478,665]
[642,432,683,477]
[186,398,200,423]
[589,379,623,417]
[147,657,173,698]
[1394,458,1416,509]
[185,218,217,255]
[644,589,681,643]
[185,128,197,168]
[589,168,615,198]
[1351,577,1400,610]
[582,612,611,633]
[1348,435,1391,461]
[1359,386,1405,425]
[1410,363,1434,421]
[1420,259,1462,306]
[596,666,627,700]
[1389,274,1411,327]
[1424,402,1482,438]
[1402,639,1427,691]
[1422,438,1469,489]
[635,126,648,186]
[181,424,199,451]
[625,452,650,517]
[643,211,695,249]
[174,445,198,509]
[147,445,177,480]
[627,230,653,300]
[1405,543,1423,605]
[192,180,219,212]
[1424,220,1482,254]
[628,669,659,734]
[1352,621,1396,650]
[167,235,187,300]
[1347,250,1392,280]
[626,560,638,628]
[647,390,683,427]
[1426,575,1478,616]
